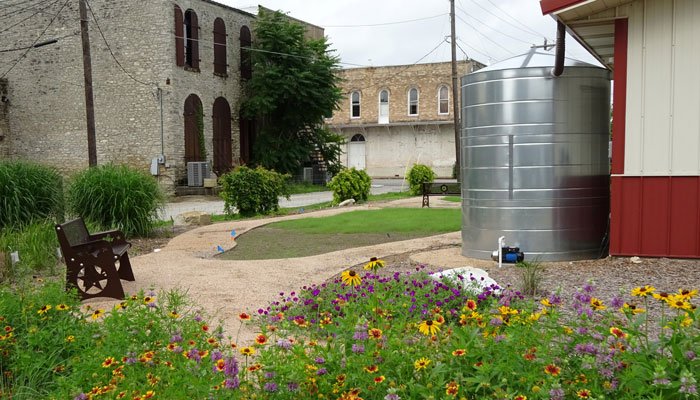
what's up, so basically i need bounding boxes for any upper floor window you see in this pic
[438,85,449,114]
[408,88,419,116]
[240,26,252,80]
[351,91,361,118]
[213,18,227,76]
[378,89,389,124]
[182,9,200,69]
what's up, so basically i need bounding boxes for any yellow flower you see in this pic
[368,328,383,340]
[239,346,255,356]
[418,319,441,336]
[498,305,518,316]
[452,349,467,357]
[589,298,606,311]
[622,303,645,314]
[363,257,385,271]
[609,327,628,339]
[341,270,362,287]
[677,288,698,300]
[414,357,431,371]
[540,298,553,307]
[631,285,655,297]
[37,304,52,315]
[91,309,105,320]
[653,292,672,302]
[56,304,69,311]
[445,381,459,397]
[364,365,379,374]
[668,296,692,310]
[65,335,75,343]
[169,311,180,318]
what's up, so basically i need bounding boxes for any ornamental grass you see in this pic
[0,266,697,399]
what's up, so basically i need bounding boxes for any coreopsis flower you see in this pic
[445,381,459,397]
[576,389,592,398]
[238,312,251,321]
[373,375,385,384]
[363,257,385,272]
[368,328,383,340]
[609,327,628,339]
[465,299,477,311]
[452,349,467,357]
[414,357,431,371]
[514,396,527,400]
[631,285,655,297]
[364,365,379,373]
[544,364,561,377]
[255,334,268,345]
[589,298,606,311]
[418,319,441,336]
[101,357,117,368]
[341,270,362,287]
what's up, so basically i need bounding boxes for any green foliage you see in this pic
[0,161,63,229]
[66,164,164,237]
[327,167,371,204]
[242,9,344,175]
[516,259,544,296]
[219,165,291,217]
[406,163,437,195]
[0,220,59,281]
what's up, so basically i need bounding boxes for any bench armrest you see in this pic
[89,229,129,245]
[64,239,113,257]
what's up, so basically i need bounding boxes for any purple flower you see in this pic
[686,351,696,361]
[170,333,183,343]
[315,357,325,364]
[549,387,565,400]
[224,377,239,389]
[352,344,365,354]
[74,394,88,400]
[224,356,239,377]
[316,368,327,376]
[264,382,278,392]
[385,394,401,400]
[610,295,625,308]
[186,348,202,363]
[264,371,276,379]
[489,317,503,326]
[194,313,203,322]
[210,350,223,362]
[287,382,299,392]
[276,339,292,350]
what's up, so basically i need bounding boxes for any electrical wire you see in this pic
[0,0,46,19]
[0,30,79,53]
[0,0,62,36]
[325,13,448,28]
[83,0,156,87]
[455,14,516,59]
[465,0,547,42]
[455,5,536,47]
[0,0,70,79]
[483,0,551,40]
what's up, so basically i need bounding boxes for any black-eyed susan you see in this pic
[37,304,52,315]
[341,270,362,287]
[622,302,645,314]
[168,311,180,318]
[668,296,692,310]
[368,328,382,340]
[363,257,385,272]
[677,288,698,300]
[65,335,75,343]
[631,285,655,297]
[652,292,671,302]
[418,319,441,336]
[544,364,561,376]
[56,304,69,311]
[414,357,430,371]
[91,309,105,320]
[143,296,155,304]
[239,346,255,356]
[589,298,606,311]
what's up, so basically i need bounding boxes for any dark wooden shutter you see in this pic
[184,94,202,163]
[174,5,184,66]
[213,18,227,75]
[190,11,199,70]
[212,97,232,174]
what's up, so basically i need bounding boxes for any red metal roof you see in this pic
[540,0,590,15]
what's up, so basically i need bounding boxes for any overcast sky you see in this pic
[220,0,599,68]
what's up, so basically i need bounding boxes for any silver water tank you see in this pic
[461,49,610,261]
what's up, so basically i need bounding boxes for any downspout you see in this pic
[551,20,566,77]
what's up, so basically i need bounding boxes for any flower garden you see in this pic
[0,259,697,399]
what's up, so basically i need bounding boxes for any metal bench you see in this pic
[421,182,460,208]
[55,218,135,300]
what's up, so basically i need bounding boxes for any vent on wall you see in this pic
[187,162,210,187]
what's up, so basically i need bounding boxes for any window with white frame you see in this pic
[408,88,419,116]
[438,85,449,114]
[351,91,361,118]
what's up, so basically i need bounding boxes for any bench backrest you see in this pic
[56,218,90,247]
[422,182,460,196]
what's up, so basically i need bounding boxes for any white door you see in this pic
[348,134,366,170]
[379,90,389,124]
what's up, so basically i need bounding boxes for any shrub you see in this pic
[327,167,371,205]
[0,220,59,281]
[219,165,291,216]
[406,163,436,195]
[66,164,164,237]
[0,161,64,229]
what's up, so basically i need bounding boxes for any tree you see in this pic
[242,9,344,176]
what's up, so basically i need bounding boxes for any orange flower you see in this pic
[101,357,117,368]
[364,365,379,373]
[609,327,628,339]
[445,381,459,397]
[452,349,467,357]
[465,299,477,311]
[201,324,209,332]
[248,363,262,372]
[514,396,527,400]
[239,312,251,320]
[255,334,268,345]
[373,375,385,384]
[215,359,225,372]
[577,389,591,398]
[544,364,561,376]
[368,328,383,340]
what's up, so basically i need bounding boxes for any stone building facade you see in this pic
[0,0,321,189]
[327,60,483,177]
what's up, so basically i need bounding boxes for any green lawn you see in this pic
[219,208,460,260]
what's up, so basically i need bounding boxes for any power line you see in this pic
[0,0,62,36]
[83,0,155,87]
[465,0,547,42]
[456,5,537,47]
[455,14,515,59]
[483,0,551,40]
[0,31,78,53]
[0,0,46,19]
[455,39,489,65]
[0,0,70,79]
[325,13,448,28]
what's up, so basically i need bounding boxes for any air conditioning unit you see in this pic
[187,162,210,187]
[302,167,313,183]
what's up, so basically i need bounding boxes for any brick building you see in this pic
[327,60,483,178]
[0,1,321,189]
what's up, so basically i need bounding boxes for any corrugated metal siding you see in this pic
[611,176,700,258]
[624,0,700,175]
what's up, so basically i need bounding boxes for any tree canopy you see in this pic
[242,9,344,176]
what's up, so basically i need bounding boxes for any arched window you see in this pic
[351,91,361,118]
[378,89,389,123]
[184,9,200,69]
[213,18,227,76]
[212,97,232,174]
[408,88,419,116]
[351,134,365,142]
[438,85,449,115]
[184,94,203,163]
[174,5,184,66]
[240,26,252,80]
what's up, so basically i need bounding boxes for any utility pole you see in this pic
[449,0,460,176]
[79,0,97,167]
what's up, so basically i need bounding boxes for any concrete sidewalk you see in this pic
[161,178,412,220]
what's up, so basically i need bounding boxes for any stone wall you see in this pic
[0,0,257,189]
